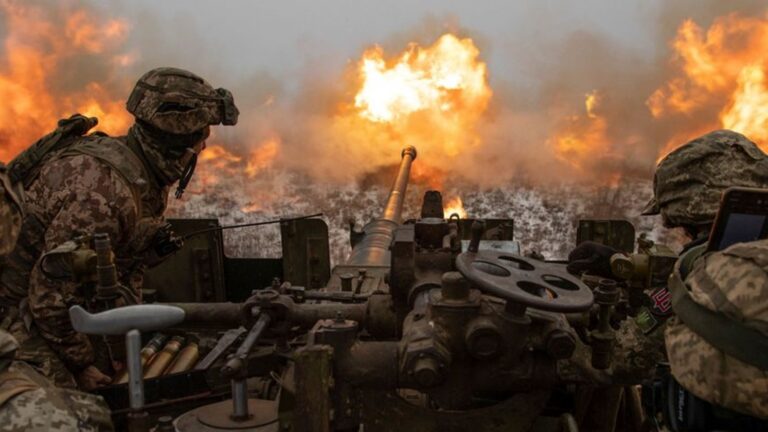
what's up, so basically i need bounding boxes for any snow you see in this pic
[167,171,685,266]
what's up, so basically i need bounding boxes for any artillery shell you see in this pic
[115,333,168,384]
[143,336,184,379]
[165,343,200,375]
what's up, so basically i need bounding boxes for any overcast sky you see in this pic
[106,0,672,93]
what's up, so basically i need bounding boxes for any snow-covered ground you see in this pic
[167,170,685,266]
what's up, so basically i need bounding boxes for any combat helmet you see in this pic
[665,239,768,419]
[127,67,239,135]
[126,68,239,197]
[642,130,768,228]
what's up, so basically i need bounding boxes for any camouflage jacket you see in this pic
[0,134,168,373]
[666,239,768,419]
[0,330,112,431]
[0,165,23,259]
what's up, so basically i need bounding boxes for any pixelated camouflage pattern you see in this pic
[665,239,768,419]
[11,329,78,389]
[129,122,208,186]
[0,166,23,259]
[642,130,768,227]
[611,317,666,383]
[0,361,113,431]
[0,135,168,382]
[0,331,18,372]
[127,67,239,135]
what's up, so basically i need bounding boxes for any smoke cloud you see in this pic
[2,0,768,260]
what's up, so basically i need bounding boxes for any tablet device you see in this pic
[707,187,768,252]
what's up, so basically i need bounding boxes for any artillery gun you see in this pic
[87,147,656,431]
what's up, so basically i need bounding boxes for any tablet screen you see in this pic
[717,213,768,250]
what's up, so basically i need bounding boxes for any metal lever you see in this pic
[220,313,272,421]
[69,304,186,335]
[69,305,185,432]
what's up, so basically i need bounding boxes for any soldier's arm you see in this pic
[26,155,137,373]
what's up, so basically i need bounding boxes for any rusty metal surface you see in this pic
[456,250,594,312]
[360,389,551,432]
[175,399,279,431]
[348,146,416,267]
[116,146,666,431]
[293,345,333,432]
[144,219,227,302]
[280,218,331,290]
[381,146,416,223]
[576,219,636,253]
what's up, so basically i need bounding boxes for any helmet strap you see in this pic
[175,150,198,199]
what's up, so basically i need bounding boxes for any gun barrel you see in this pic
[347,146,417,267]
[381,146,417,222]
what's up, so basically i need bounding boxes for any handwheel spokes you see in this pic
[456,251,594,312]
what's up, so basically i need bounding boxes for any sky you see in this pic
[3,0,767,184]
[107,0,666,93]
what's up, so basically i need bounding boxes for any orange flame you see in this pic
[551,90,610,170]
[0,1,133,162]
[354,34,490,128]
[194,138,280,189]
[648,12,768,155]
[245,138,280,178]
[337,33,491,179]
[720,65,768,144]
[444,196,467,219]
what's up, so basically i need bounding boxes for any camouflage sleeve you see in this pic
[610,317,666,383]
[0,167,23,258]
[26,155,137,372]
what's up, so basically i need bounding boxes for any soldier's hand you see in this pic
[567,241,620,278]
[77,365,112,390]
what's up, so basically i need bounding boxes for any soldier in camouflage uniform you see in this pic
[566,130,768,429]
[664,239,768,428]
[569,129,768,276]
[0,330,113,431]
[0,168,113,430]
[571,130,768,362]
[0,67,239,391]
[640,129,768,242]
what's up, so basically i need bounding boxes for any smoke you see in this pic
[3,0,767,183]
[199,0,768,189]
[2,0,768,260]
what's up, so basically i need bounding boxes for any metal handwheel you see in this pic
[456,251,594,312]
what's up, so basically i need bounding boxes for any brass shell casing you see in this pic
[115,334,168,384]
[165,343,200,375]
[143,336,184,379]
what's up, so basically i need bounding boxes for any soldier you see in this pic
[0,329,114,431]
[664,238,768,429]
[565,130,768,429]
[0,67,239,390]
[568,129,768,275]
[0,167,113,431]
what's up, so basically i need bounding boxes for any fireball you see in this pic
[0,0,132,162]
[341,33,492,175]
[648,12,768,155]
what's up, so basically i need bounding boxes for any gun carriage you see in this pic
[82,147,656,432]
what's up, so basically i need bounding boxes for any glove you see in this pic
[567,241,620,278]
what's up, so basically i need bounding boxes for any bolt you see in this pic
[545,330,576,360]
[412,357,442,388]
[441,272,469,301]
[340,273,354,292]
[335,311,345,323]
